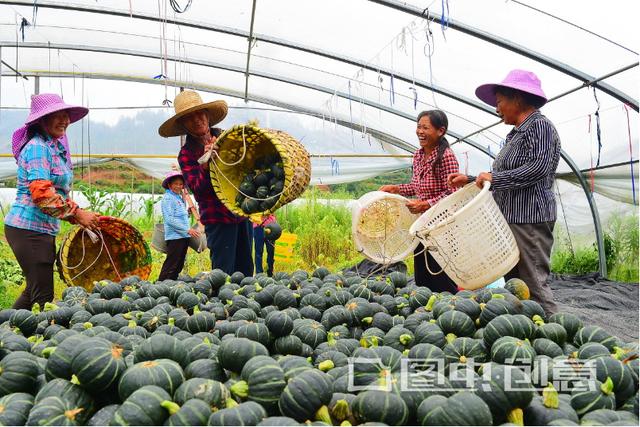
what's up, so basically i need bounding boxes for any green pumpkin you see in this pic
[352,390,409,425]
[255,185,270,199]
[207,401,267,426]
[86,404,119,426]
[0,392,34,426]
[164,399,212,426]
[230,355,286,410]
[278,369,333,423]
[35,378,95,411]
[133,334,189,367]
[274,335,304,356]
[548,313,583,341]
[579,408,639,425]
[591,356,636,406]
[185,308,216,334]
[239,180,256,197]
[577,342,611,360]
[217,337,269,373]
[491,336,536,366]
[483,314,535,349]
[383,326,415,352]
[173,378,230,410]
[574,326,618,352]
[265,311,294,337]
[27,396,95,426]
[444,337,488,366]
[413,322,446,348]
[118,359,185,400]
[570,378,616,416]
[264,222,282,241]
[0,351,39,395]
[536,321,568,346]
[70,337,127,392]
[235,323,271,347]
[111,385,172,425]
[277,355,313,381]
[524,384,579,425]
[9,309,39,337]
[417,391,493,426]
[533,338,564,358]
[475,362,535,424]
[241,198,260,214]
[437,310,476,342]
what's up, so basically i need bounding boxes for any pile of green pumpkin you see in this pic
[236,153,285,215]
[0,269,637,426]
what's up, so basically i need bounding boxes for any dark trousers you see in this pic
[506,221,558,315]
[414,242,458,294]
[4,225,56,310]
[205,220,254,276]
[158,238,189,281]
[253,227,275,276]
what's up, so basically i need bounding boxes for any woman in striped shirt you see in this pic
[381,110,459,293]
[448,69,560,314]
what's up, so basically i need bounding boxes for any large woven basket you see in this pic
[352,191,420,265]
[409,182,520,290]
[57,216,152,290]
[210,124,311,221]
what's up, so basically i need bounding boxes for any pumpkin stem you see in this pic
[44,302,59,312]
[425,295,437,311]
[327,332,336,345]
[361,317,373,325]
[32,302,41,314]
[225,398,239,408]
[612,346,627,360]
[318,360,334,372]
[64,408,84,421]
[71,375,81,385]
[230,380,249,398]
[491,293,505,299]
[168,317,175,327]
[83,322,93,330]
[399,334,413,346]
[445,333,457,344]
[42,347,56,358]
[459,355,467,364]
[506,408,524,426]
[542,384,559,409]
[127,320,137,328]
[315,405,332,425]
[532,315,545,326]
[601,377,614,395]
[160,401,181,416]
[340,421,352,427]
[331,399,350,422]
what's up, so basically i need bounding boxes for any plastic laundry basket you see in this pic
[352,191,420,265]
[409,182,520,290]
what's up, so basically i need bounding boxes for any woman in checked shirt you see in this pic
[449,69,560,314]
[380,110,460,293]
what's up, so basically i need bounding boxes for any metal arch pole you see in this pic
[244,0,258,102]
[559,149,607,277]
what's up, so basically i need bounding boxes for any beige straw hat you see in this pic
[158,90,228,137]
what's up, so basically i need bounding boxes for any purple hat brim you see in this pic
[25,105,89,126]
[475,82,548,108]
[162,172,184,189]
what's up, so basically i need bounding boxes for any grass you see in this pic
[0,188,637,309]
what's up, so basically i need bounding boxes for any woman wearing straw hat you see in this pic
[448,69,560,314]
[4,93,99,310]
[380,110,460,294]
[159,90,253,276]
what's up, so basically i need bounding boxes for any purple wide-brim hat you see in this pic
[11,93,89,161]
[475,69,547,107]
[162,170,184,189]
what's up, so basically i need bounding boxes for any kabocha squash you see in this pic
[235,323,271,347]
[70,337,127,392]
[117,359,184,400]
[273,335,304,355]
[217,337,269,373]
[414,322,446,348]
[535,319,568,346]
[483,314,535,348]
[111,385,172,426]
[0,393,34,426]
[9,309,39,337]
[278,369,333,423]
[577,342,611,360]
[26,396,95,426]
[230,355,286,410]
[436,310,475,342]
[207,401,267,426]
[34,378,94,410]
[0,351,39,396]
[475,362,535,424]
[352,390,409,425]
[570,378,616,416]
[87,404,119,426]
[579,408,639,425]
[277,355,313,381]
[173,378,230,411]
[574,325,618,352]
[133,334,189,367]
[417,391,493,426]
[383,326,415,352]
[164,399,212,426]
[504,278,530,300]
[589,356,636,406]
[44,334,87,381]
[444,337,488,367]
[533,338,564,358]
[548,313,583,342]
[490,336,536,366]
[523,384,579,425]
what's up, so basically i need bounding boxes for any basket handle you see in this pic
[421,242,448,276]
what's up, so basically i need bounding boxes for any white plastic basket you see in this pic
[409,182,520,289]
[352,191,420,265]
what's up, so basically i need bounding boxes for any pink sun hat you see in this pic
[475,69,547,108]
[11,93,89,161]
[162,170,185,189]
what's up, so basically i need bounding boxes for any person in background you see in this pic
[380,110,460,293]
[253,213,277,277]
[448,69,560,314]
[4,93,99,310]
[159,90,253,276]
[157,171,200,281]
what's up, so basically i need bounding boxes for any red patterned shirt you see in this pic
[178,136,245,225]
[398,147,459,206]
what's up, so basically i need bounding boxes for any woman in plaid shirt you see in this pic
[5,94,99,309]
[381,110,459,293]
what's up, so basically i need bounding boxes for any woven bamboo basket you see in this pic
[210,124,311,221]
[57,216,152,290]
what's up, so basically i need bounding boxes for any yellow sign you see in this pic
[274,232,297,263]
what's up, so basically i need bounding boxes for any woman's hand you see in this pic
[188,228,201,238]
[379,185,400,194]
[406,200,430,214]
[475,172,492,189]
[74,209,100,230]
[447,173,470,189]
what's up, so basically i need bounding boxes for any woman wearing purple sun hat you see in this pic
[448,69,560,315]
[4,93,100,310]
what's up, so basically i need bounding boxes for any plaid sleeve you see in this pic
[28,180,79,220]
[21,142,52,181]
[398,152,419,197]
[426,149,459,206]
[178,149,209,195]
